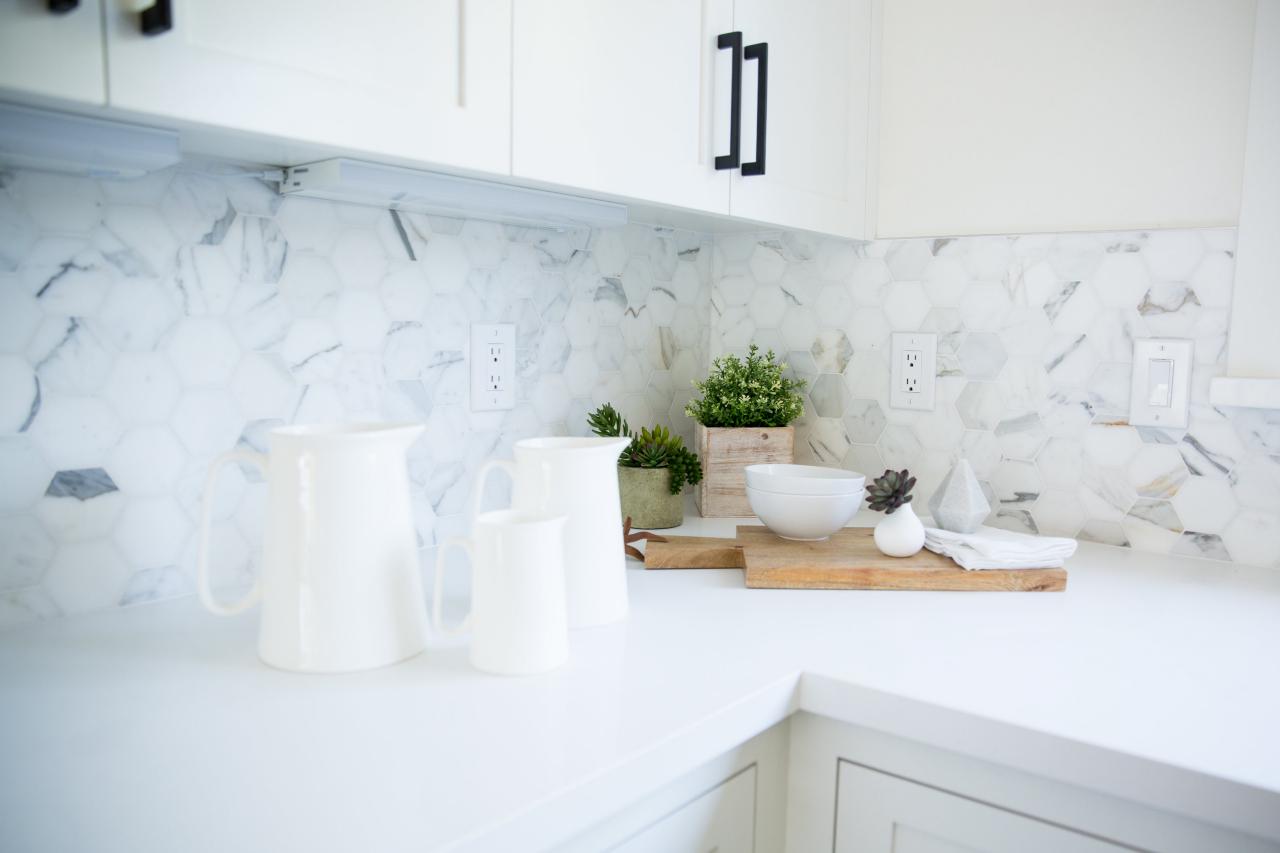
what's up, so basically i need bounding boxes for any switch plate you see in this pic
[1129,338,1192,428]
[469,324,515,411]
[889,332,937,411]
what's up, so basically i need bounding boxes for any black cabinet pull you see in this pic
[140,0,172,35]
[741,41,768,176]
[714,31,743,171]
[47,0,78,13]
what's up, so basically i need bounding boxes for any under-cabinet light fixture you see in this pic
[279,158,628,230]
[0,103,181,178]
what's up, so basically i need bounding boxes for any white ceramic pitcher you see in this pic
[433,509,569,676]
[197,423,429,674]
[472,436,632,628]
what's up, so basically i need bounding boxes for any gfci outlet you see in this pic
[889,332,937,411]
[469,324,515,411]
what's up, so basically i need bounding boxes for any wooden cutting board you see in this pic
[644,526,1066,592]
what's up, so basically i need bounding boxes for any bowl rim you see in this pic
[745,484,865,501]
[745,483,866,499]
[745,463,865,482]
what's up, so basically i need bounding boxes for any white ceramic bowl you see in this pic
[745,464,866,497]
[745,485,865,541]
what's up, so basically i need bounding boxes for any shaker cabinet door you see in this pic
[728,0,873,239]
[102,0,511,175]
[610,766,756,853]
[512,0,733,215]
[0,0,105,106]
[834,762,1127,853]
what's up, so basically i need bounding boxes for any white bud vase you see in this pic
[873,501,925,557]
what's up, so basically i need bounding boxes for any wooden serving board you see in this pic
[644,527,1066,592]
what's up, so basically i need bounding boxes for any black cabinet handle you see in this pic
[47,0,78,13]
[714,31,743,171]
[741,41,768,177]
[140,0,172,35]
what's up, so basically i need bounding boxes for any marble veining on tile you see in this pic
[0,164,713,627]
[707,226,1277,573]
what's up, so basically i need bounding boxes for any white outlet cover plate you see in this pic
[1129,338,1192,428]
[889,332,937,411]
[470,323,516,411]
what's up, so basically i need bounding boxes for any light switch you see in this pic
[1147,358,1174,407]
[1129,339,1193,428]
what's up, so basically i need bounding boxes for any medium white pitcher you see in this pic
[472,436,632,628]
[197,423,429,674]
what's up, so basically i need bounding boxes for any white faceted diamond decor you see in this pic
[0,164,712,628]
[2,163,1279,629]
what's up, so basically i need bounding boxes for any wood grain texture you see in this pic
[644,536,747,569]
[693,424,795,517]
[643,527,1067,591]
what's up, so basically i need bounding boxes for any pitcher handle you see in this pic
[470,458,518,520]
[433,537,475,636]
[197,450,268,616]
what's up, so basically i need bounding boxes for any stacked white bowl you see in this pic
[744,464,867,541]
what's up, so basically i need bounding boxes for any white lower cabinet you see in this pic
[834,762,1123,853]
[612,766,756,853]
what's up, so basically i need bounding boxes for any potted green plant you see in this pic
[867,468,925,557]
[684,345,806,517]
[588,404,703,529]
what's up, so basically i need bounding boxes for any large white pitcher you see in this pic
[197,423,429,673]
[473,437,632,628]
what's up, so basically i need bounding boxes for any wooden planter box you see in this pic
[694,424,795,517]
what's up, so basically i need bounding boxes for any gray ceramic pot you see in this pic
[618,466,684,529]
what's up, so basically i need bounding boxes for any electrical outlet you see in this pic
[889,332,937,410]
[470,324,515,411]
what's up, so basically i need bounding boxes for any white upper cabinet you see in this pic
[0,0,105,106]
[102,0,512,175]
[728,0,873,239]
[512,0,735,215]
[874,0,1258,238]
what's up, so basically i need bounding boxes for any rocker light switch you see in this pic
[1147,359,1174,407]
[1129,340,1192,428]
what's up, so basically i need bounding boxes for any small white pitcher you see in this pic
[197,423,429,674]
[434,510,569,676]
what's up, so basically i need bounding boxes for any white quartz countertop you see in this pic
[2,513,1279,853]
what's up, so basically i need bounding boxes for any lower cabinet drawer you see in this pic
[610,765,757,853]
[835,762,1127,853]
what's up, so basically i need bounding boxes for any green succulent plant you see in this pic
[587,405,704,495]
[867,468,916,514]
[684,345,806,428]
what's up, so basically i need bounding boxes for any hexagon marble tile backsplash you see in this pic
[708,229,1280,572]
[1,165,1278,628]
[0,165,713,628]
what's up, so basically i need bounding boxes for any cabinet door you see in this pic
[103,0,510,174]
[610,766,755,853]
[835,762,1126,853]
[0,0,105,105]
[512,0,733,214]
[728,0,872,239]
[875,0,1256,237]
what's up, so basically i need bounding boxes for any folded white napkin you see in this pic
[924,525,1076,571]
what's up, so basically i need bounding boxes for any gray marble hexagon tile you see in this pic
[708,228,1280,571]
[0,163,714,628]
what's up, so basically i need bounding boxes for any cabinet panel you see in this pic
[103,0,510,174]
[875,0,1256,237]
[611,765,755,853]
[512,0,733,215]
[0,0,105,105]
[835,762,1125,853]
[729,0,872,239]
